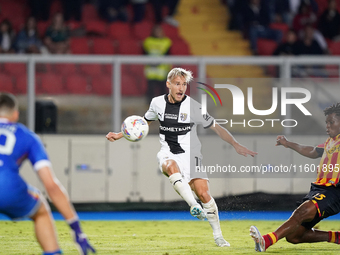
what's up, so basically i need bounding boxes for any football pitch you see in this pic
[1,219,339,254]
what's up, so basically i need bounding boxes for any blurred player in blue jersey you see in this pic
[0,93,95,255]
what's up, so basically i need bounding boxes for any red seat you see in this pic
[4,63,26,75]
[270,23,289,40]
[129,64,144,78]
[257,39,278,56]
[0,2,26,19]
[85,20,107,36]
[0,74,14,93]
[15,75,27,94]
[82,4,99,22]
[36,64,53,74]
[108,22,132,40]
[79,64,103,76]
[39,74,65,94]
[37,21,50,37]
[91,75,112,95]
[329,41,340,55]
[169,39,190,55]
[161,23,179,40]
[54,63,78,75]
[117,39,142,55]
[70,37,90,54]
[50,0,63,16]
[67,20,82,31]
[92,38,115,54]
[66,74,91,94]
[10,16,25,32]
[102,64,113,74]
[132,21,153,40]
[121,74,139,96]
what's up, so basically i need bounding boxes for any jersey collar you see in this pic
[165,94,187,105]
[0,118,9,123]
[333,134,340,141]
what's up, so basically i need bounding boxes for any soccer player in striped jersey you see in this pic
[250,103,340,252]
[106,67,257,247]
[0,93,95,255]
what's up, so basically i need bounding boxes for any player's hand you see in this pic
[234,143,257,157]
[106,132,123,142]
[276,135,289,147]
[70,221,96,255]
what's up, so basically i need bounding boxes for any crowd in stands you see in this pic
[0,0,183,55]
[0,0,195,96]
[227,0,340,57]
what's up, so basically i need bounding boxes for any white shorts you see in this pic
[157,150,209,183]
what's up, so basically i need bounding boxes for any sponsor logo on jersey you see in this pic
[165,113,178,120]
[160,125,191,132]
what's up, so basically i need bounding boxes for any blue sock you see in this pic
[43,249,62,255]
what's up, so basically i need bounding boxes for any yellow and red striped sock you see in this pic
[262,232,278,250]
[328,231,340,244]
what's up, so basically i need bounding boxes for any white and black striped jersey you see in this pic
[144,94,214,154]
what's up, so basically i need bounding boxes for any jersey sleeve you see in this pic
[315,143,325,157]
[27,132,51,171]
[191,99,214,128]
[144,98,158,121]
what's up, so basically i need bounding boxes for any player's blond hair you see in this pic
[167,67,193,83]
[0,93,18,117]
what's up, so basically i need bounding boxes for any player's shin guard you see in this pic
[328,231,340,244]
[202,198,222,238]
[168,173,197,207]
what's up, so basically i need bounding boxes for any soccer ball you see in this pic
[121,115,149,142]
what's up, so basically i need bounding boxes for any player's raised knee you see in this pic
[162,160,180,176]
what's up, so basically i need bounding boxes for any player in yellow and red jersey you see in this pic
[250,102,340,252]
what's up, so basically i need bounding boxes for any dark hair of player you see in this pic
[0,93,18,112]
[324,103,340,117]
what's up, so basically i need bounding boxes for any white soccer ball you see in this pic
[121,115,149,142]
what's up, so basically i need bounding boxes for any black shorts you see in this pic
[301,183,340,229]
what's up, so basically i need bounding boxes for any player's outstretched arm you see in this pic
[210,123,257,157]
[37,166,96,254]
[106,132,123,142]
[276,135,320,158]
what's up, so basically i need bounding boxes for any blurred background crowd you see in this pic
[0,0,338,56]
[0,0,339,110]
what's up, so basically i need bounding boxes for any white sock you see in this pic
[168,173,197,207]
[203,198,222,239]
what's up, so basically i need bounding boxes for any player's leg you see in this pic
[250,200,317,252]
[162,159,199,208]
[190,178,230,247]
[286,225,329,244]
[30,200,61,254]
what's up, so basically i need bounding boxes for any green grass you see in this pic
[0,220,339,254]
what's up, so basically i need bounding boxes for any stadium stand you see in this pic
[39,73,65,94]
[117,38,143,55]
[65,74,91,94]
[3,0,339,97]
[0,73,14,93]
[108,22,132,40]
[91,75,112,95]
[15,74,27,94]
[70,37,91,54]
[92,38,115,54]
[0,0,194,95]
